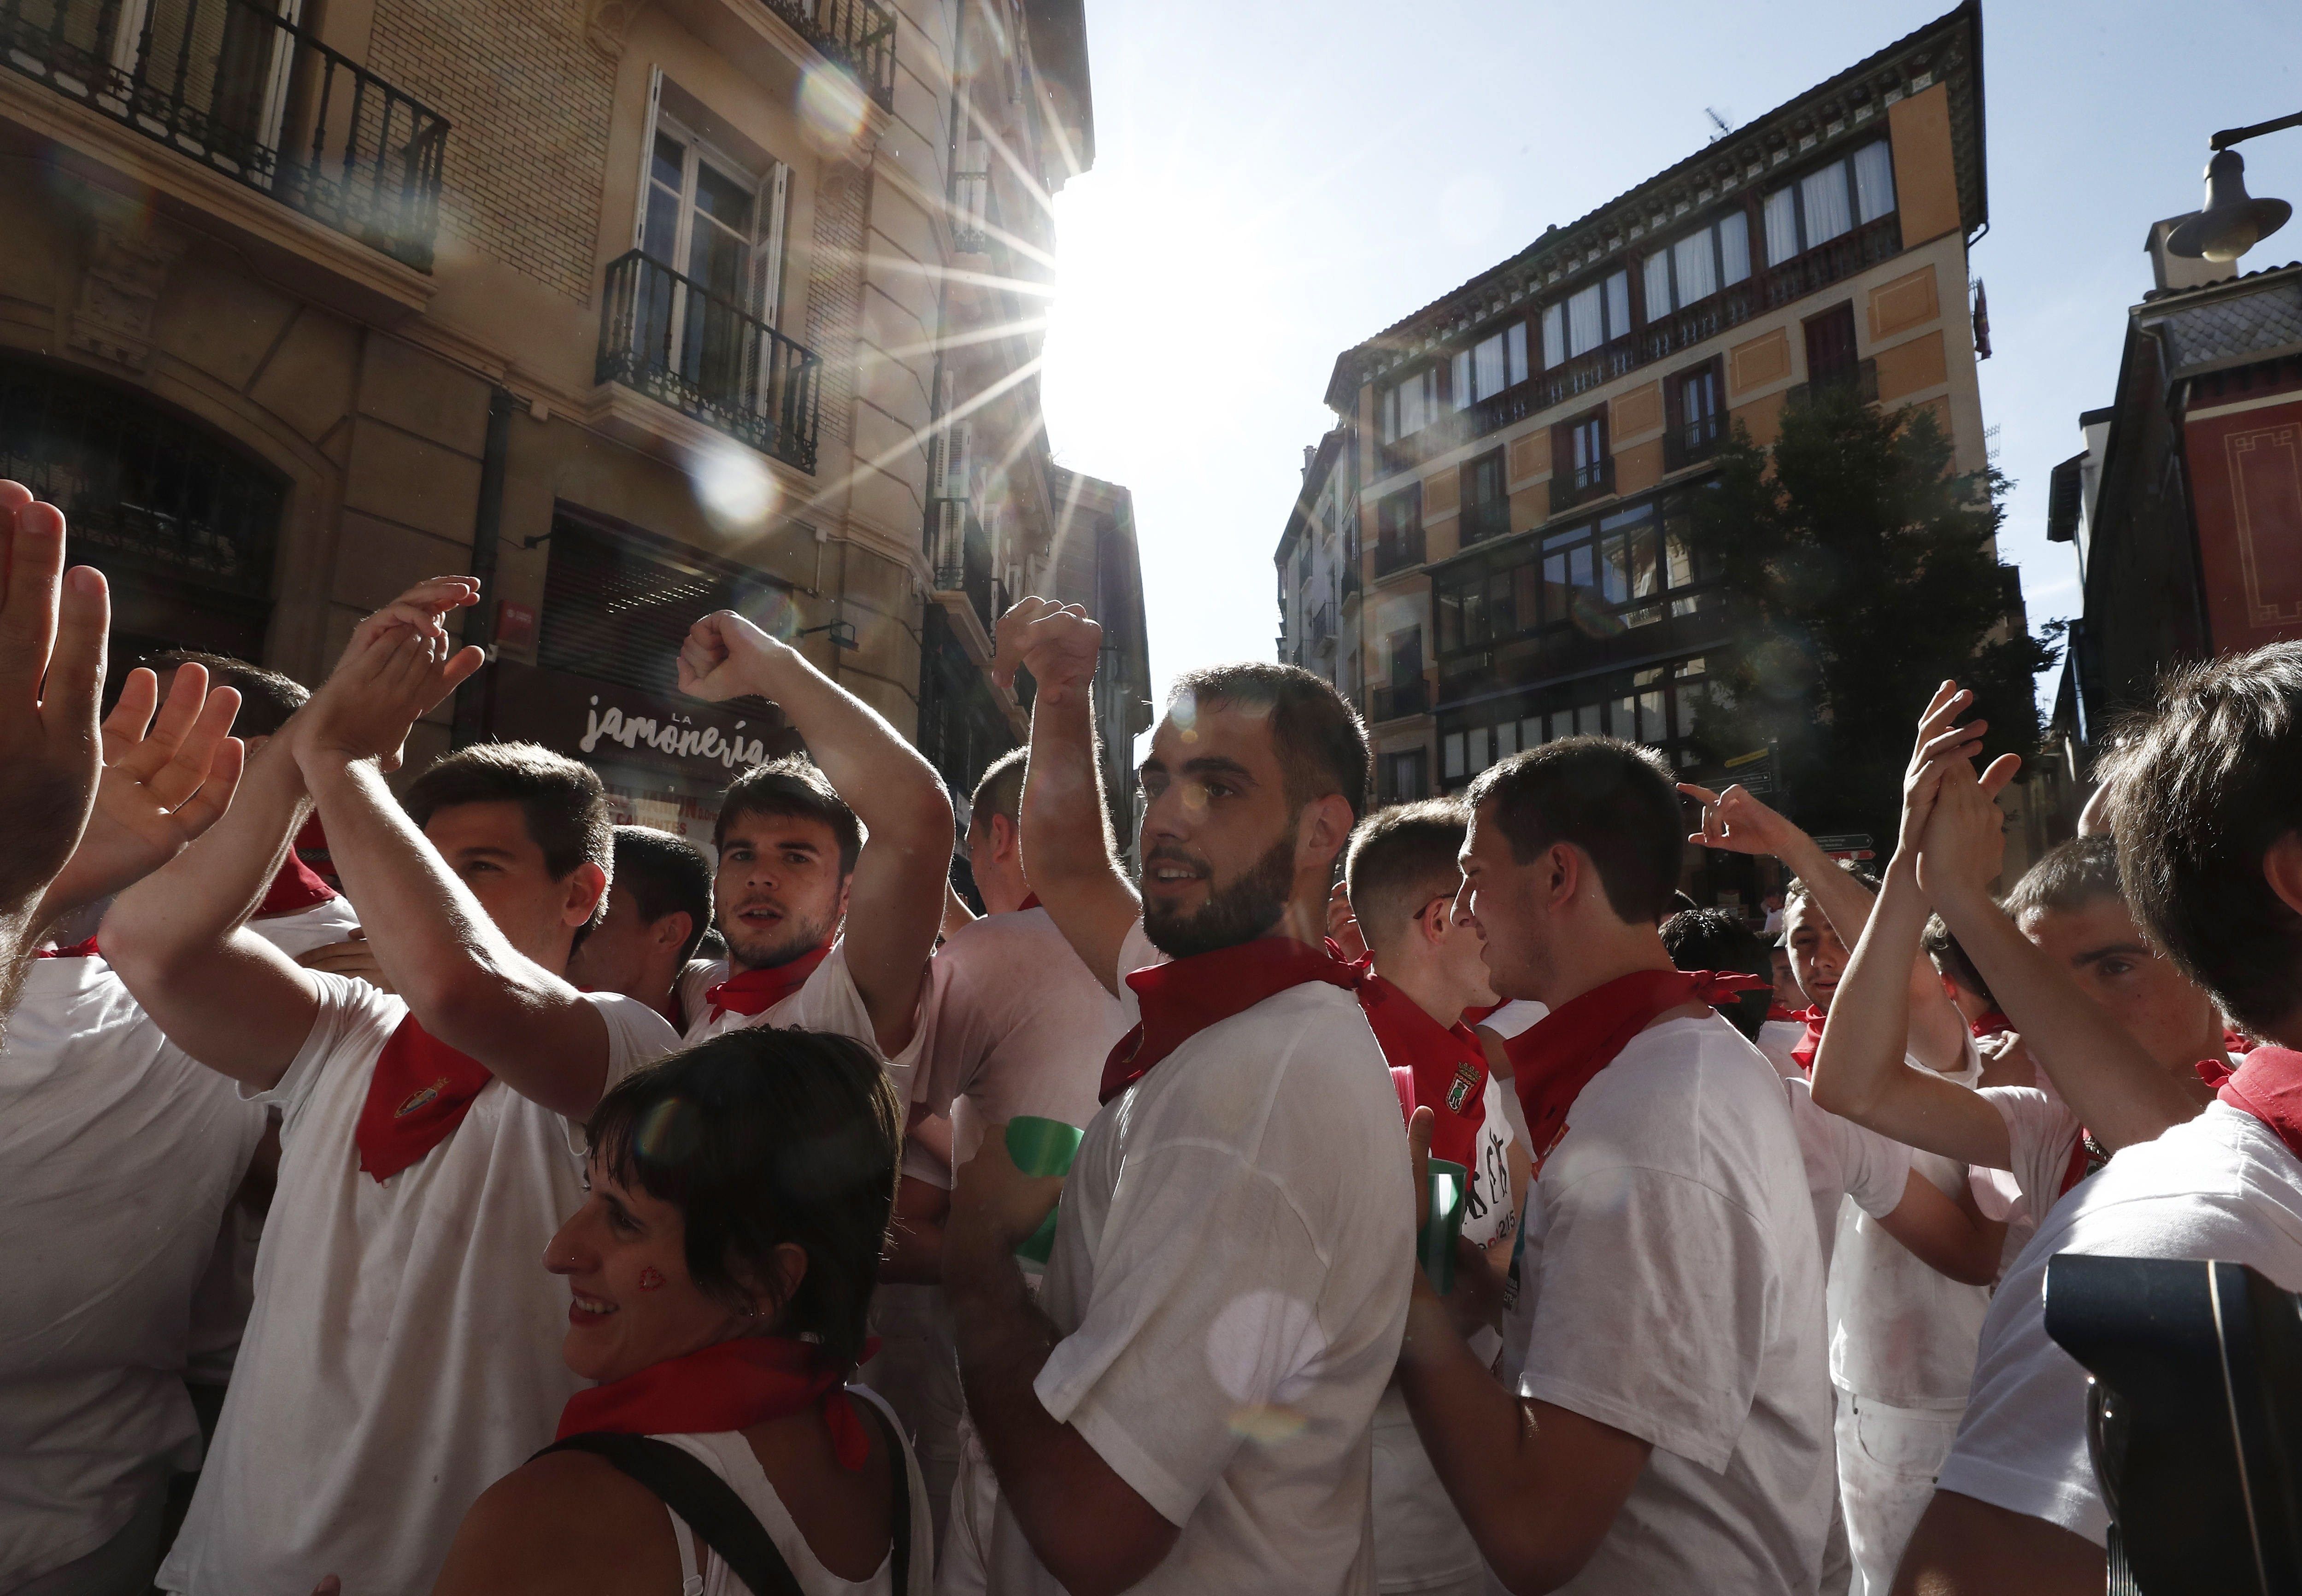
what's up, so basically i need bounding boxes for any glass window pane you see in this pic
[1507,322,1528,387]
[1613,695,1638,738]
[1644,251,1673,320]
[1675,684,1705,741]
[1605,271,1630,340]
[1542,552,1567,620]
[652,131,686,193]
[1542,303,1565,369]
[1600,534,1629,604]
[1569,545,1594,597]
[1801,162,1852,245]
[1640,689,1667,742]
[1475,333,1506,399]
[1853,141,1897,223]
[643,184,681,264]
[1629,528,1660,598]
[1436,585,1462,653]
[1521,716,1542,748]
[1576,704,1602,737]
[1674,230,1717,304]
[1666,533,1694,589]
[1513,563,1541,634]
[1719,211,1751,285]
[1462,580,1486,645]
[694,159,754,233]
[1467,725,1489,771]
[1452,350,1473,411]
[1444,733,1465,779]
[1380,387,1398,444]
[1495,720,1518,757]
[1764,188,1799,264]
[1567,282,1604,357]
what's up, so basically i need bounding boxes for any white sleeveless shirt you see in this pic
[652,1388,935,1596]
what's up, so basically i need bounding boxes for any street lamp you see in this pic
[2165,111,2299,262]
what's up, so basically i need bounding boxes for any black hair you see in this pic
[1167,661,1372,824]
[1345,799,1468,948]
[585,1027,901,1370]
[1923,914,1997,1008]
[137,648,307,738]
[2003,836,2126,927]
[2099,641,2302,1036]
[611,825,714,965]
[715,756,863,877]
[1662,906,1772,1039]
[404,742,613,927]
[969,746,1028,834]
[1462,737,1684,924]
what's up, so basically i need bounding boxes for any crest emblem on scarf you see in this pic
[396,1076,451,1118]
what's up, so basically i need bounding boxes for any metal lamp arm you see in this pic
[2211,110,2302,152]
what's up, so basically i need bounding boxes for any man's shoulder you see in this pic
[1568,1017,1800,1179]
[581,989,682,1056]
[2041,1103,2302,1268]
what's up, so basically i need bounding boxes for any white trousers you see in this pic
[1835,1391,1963,1596]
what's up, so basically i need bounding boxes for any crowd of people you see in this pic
[3,475,2302,1596]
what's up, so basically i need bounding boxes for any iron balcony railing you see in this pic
[1380,211,1904,475]
[1785,356,1880,412]
[1372,523,1424,579]
[929,498,995,635]
[951,169,990,253]
[1549,455,1615,513]
[599,249,822,474]
[1460,494,1511,547]
[760,0,894,109]
[0,0,447,269]
[1663,409,1725,472]
[1371,679,1428,722]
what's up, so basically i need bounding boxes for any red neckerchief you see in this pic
[1461,1001,1503,1027]
[2227,1030,2258,1056]
[556,1335,874,1471]
[1506,968,1769,1169]
[257,852,338,916]
[1787,1005,1828,1074]
[704,939,835,1021]
[1972,1010,2014,1039]
[1017,892,1043,911]
[1100,936,1357,1104]
[1766,1003,1797,1022]
[1357,971,1489,1167]
[2199,1047,2302,1164]
[36,936,101,958]
[354,1014,494,1182]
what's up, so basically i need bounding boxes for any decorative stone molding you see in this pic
[584,0,647,61]
[66,219,184,371]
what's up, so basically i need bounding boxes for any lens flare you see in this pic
[687,436,776,534]
[799,65,869,144]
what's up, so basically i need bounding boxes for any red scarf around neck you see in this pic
[257,852,338,917]
[1971,1010,2014,1040]
[704,939,835,1022]
[355,1015,494,1182]
[556,1336,872,1471]
[2199,1046,2302,1164]
[1356,971,1489,1167]
[36,936,100,959]
[1787,1005,1828,1074]
[1100,936,1357,1104]
[1505,968,1768,1167]
[1016,892,1043,912]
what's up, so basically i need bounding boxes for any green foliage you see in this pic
[1683,386,2057,840]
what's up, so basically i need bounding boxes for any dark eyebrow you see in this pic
[1138,757,1167,779]
[456,845,520,862]
[1179,756,1257,784]
[2073,941,2153,968]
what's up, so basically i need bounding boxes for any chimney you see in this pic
[1302,444,1316,479]
[2145,218,2232,294]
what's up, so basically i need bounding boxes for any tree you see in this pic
[1682,385,2056,843]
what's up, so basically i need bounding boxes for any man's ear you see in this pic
[2265,832,2302,920]
[564,861,609,929]
[1297,793,1357,869]
[1544,842,1581,910]
[653,909,695,955]
[991,811,1022,866]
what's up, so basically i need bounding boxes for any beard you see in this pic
[1142,832,1297,959]
[722,905,836,971]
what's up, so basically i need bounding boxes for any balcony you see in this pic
[1549,455,1615,513]
[1372,525,1424,579]
[1785,357,1880,412]
[759,0,895,109]
[1460,494,1510,548]
[1664,410,1725,472]
[597,249,822,473]
[929,497,995,636]
[1308,600,1335,655]
[0,0,447,269]
[951,169,989,253]
[1378,211,1906,476]
[1371,679,1428,722]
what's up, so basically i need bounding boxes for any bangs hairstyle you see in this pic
[2003,836,2126,928]
[137,649,307,738]
[1661,906,1772,1039]
[612,825,715,965]
[1168,662,1371,824]
[1463,737,1684,924]
[585,1028,902,1369]
[1345,800,1469,945]
[2098,642,2302,1035]
[404,742,613,925]
[969,745,1028,834]
[1922,914,1997,1007]
[716,757,863,876]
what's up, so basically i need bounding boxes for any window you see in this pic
[1461,451,1509,545]
[1380,368,1441,443]
[1667,360,1724,466]
[1542,269,1631,367]
[1763,140,1894,266]
[1452,323,1530,409]
[1385,749,1428,803]
[1374,486,1423,575]
[1643,212,1752,320]
[1436,651,1720,792]
[1803,301,1859,388]
[1551,409,1610,506]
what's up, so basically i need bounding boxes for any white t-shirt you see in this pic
[1978,1083,2084,1231]
[980,965,1415,1595]
[246,894,363,958]
[158,973,679,1596]
[912,907,1129,1178]
[1937,1101,2302,1545]
[1826,1039,1990,1408]
[1757,1018,1809,1080]
[678,940,924,1101]
[1497,1015,1833,1596]
[0,956,268,1590]
[1784,1074,1911,1266]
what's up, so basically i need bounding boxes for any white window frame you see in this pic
[1763,139,1894,267]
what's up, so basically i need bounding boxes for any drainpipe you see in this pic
[451,387,516,749]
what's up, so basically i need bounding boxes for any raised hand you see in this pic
[298,623,484,773]
[1677,779,1795,857]
[676,609,779,703]
[296,931,394,992]
[1914,755,2021,910]
[350,575,479,653]
[38,661,245,916]
[1896,681,1988,857]
[0,484,107,929]
[991,596,1100,700]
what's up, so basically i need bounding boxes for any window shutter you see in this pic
[634,68,664,251]
[752,162,790,327]
[1551,420,1574,482]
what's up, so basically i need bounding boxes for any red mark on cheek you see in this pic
[639,1266,666,1291]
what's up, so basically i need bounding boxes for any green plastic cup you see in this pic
[1421,1158,1470,1295]
[1007,1116,1083,1264]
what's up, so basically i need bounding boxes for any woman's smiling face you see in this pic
[544,1156,751,1385]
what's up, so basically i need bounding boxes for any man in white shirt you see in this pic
[668,610,950,1090]
[1401,736,1832,1595]
[941,599,1411,1595]
[1680,777,1985,1595]
[567,824,714,1028]
[102,580,681,1596]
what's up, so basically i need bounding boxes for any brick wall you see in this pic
[366,0,617,302]
[805,161,870,452]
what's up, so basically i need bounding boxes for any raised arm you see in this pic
[1809,691,2014,1169]
[0,487,105,1029]
[679,611,951,1053]
[1680,776,1970,1071]
[992,598,1139,998]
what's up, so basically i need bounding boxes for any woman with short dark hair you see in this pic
[425,1027,931,1595]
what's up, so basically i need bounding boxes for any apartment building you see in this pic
[0,0,1138,833]
[1284,2,1991,829]
[1275,426,1364,709]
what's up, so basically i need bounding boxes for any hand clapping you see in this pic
[295,578,485,774]
[991,596,1100,700]
[0,484,106,928]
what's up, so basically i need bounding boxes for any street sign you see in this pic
[1723,745,1777,798]
[1826,849,1878,863]
[1812,833,1874,853]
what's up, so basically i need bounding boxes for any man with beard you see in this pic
[939,598,1411,1595]
[669,609,952,1082]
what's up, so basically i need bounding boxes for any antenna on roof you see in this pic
[1705,107,1733,142]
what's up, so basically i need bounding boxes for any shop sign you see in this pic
[483,658,793,784]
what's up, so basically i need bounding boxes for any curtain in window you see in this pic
[1474,333,1506,400]
[1567,283,1604,357]
[1763,188,1799,265]
[1801,164,1852,246]
[1452,350,1473,411]
[1506,323,1528,387]
[1719,211,1751,285]
[1444,733,1464,779]
[1644,252,1673,321]
[1542,304,1566,369]
[1605,272,1630,342]
[1674,230,1717,305]
[1853,141,1896,224]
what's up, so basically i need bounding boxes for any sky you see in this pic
[1033,0,2302,720]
